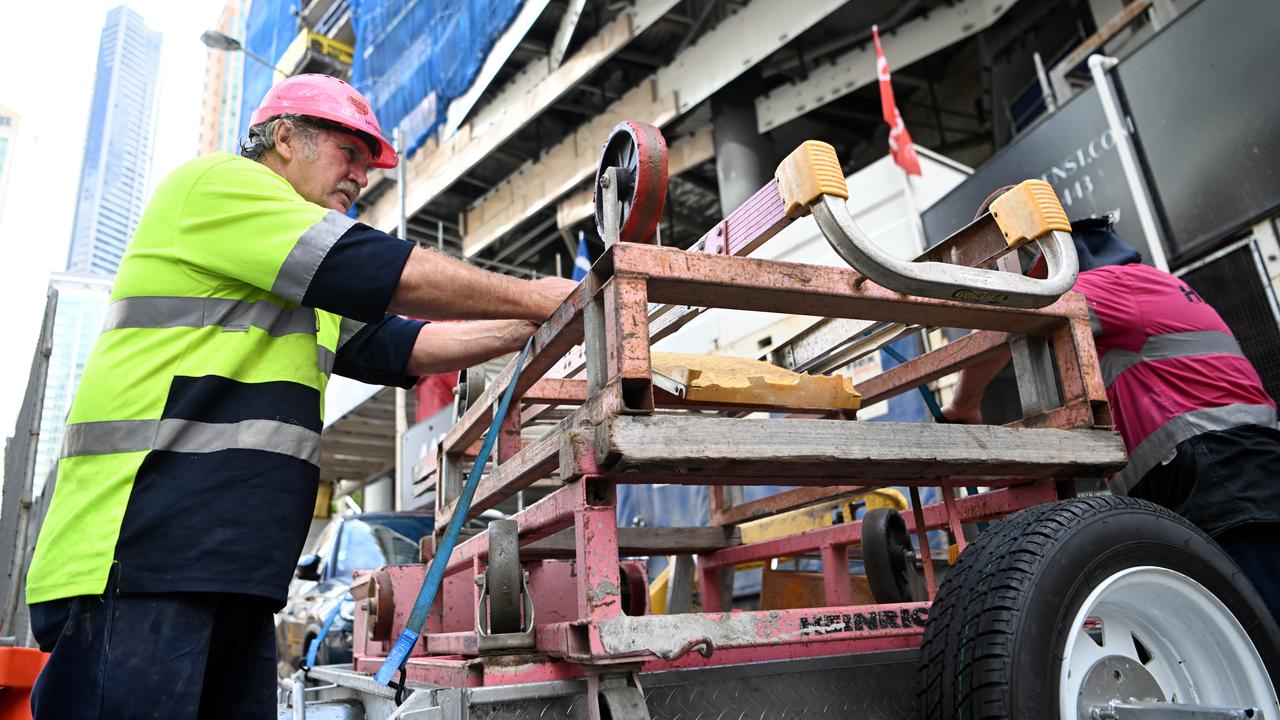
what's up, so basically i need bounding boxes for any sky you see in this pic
[0,0,227,432]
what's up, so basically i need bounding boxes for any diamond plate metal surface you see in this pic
[644,660,919,720]
[468,654,919,720]
[469,696,585,720]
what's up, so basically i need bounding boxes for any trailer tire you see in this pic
[917,495,1280,719]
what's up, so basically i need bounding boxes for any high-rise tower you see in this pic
[0,104,18,226]
[66,5,162,276]
[199,0,250,155]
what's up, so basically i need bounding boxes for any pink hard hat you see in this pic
[251,74,397,169]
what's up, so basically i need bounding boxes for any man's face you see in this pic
[278,122,372,213]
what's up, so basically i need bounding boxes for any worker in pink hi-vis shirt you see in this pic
[944,192,1280,623]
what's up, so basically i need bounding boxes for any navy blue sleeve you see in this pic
[302,222,414,323]
[333,315,426,388]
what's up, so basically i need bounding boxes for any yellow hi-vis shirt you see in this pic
[27,152,420,605]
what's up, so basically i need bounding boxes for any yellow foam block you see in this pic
[651,351,861,410]
[774,140,849,218]
[989,179,1071,248]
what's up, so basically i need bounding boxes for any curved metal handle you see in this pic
[812,195,1079,309]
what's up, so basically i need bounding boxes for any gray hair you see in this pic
[239,114,319,162]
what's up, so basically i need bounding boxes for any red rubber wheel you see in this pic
[618,562,650,616]
[594,121,668,244]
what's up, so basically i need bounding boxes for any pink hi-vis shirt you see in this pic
[1074,264,1276,492]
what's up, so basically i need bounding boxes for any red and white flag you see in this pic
[873,25,922,176]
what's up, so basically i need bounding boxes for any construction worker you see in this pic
[23,74,577,718]
[942,202,1280,621]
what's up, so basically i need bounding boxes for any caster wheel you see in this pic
[862,507,919,604]
[600,684,649,720]
[453,364,487,423]
[594,121,668,245]
[485,519,523,634]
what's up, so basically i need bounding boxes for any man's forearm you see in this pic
[952,347,1012,411]
[389,247,566,322]
[405,320,536,376]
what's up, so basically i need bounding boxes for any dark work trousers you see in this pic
[27,569,277,720]
[1215,523,1280,625]
[1131,424,1280,625]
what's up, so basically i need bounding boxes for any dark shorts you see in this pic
[1130,423,1280,623]
[1215,522,1280,624]
[1130,423,1280,537]
[28,570,277,720]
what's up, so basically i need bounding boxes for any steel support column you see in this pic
[712,75,774,216]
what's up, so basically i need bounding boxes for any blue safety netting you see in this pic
[238,0,302,140]
[350,0,525,157]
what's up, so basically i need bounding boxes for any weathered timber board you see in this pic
[594,416,1127,480]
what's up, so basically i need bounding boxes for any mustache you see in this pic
[335,180,361,201]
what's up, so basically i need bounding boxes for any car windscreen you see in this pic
[333,516,434,583]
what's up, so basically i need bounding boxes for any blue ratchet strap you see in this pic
[374,339,532,686]
[880,343,947,422]
[304,592,350,669]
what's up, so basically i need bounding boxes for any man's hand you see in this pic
[529,277,578,320]
[939,400,983,425]
[938,343,1011,426]
[501,319,539,348]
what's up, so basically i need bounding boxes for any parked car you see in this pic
[275,511,434,675]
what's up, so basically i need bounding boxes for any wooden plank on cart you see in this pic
[593,415,1127,480]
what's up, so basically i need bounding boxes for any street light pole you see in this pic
[200,30,287,79]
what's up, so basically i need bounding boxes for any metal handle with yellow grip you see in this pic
[810,177,1078,309]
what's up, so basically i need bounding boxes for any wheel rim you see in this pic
[1059,566,1276,719]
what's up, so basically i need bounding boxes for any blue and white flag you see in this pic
[571,231,592,281]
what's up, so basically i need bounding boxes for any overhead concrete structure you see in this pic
[275,0,1177,491]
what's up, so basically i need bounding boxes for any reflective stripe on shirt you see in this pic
[61,417,323,465]
[337,318,367,351]
[317,346,335,376]
[103,296,318,337]
[271,211,357,303]
[1100,330,1245,387]
[1109,403,1278,494]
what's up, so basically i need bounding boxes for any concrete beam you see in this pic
[462,0,850,257]
[361,0,682,235]
[549,0,589,70]
[442,0,552,139]
[754,0,1017,133]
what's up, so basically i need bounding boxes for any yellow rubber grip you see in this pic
[989,179,1072,248]
[774,140,849,218]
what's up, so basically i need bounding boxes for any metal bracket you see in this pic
[586,668,650,720]
[473,569,536,653]
[600,166,622,248]
[1088,702,1263,719]
[997,253,1062,417]
[650,369,688,398]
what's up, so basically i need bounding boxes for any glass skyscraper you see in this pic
[32,274,114,496]
[67,5,162,277]
[33,6,159,495]
[0,104,17,226]
[199,0,250,155]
